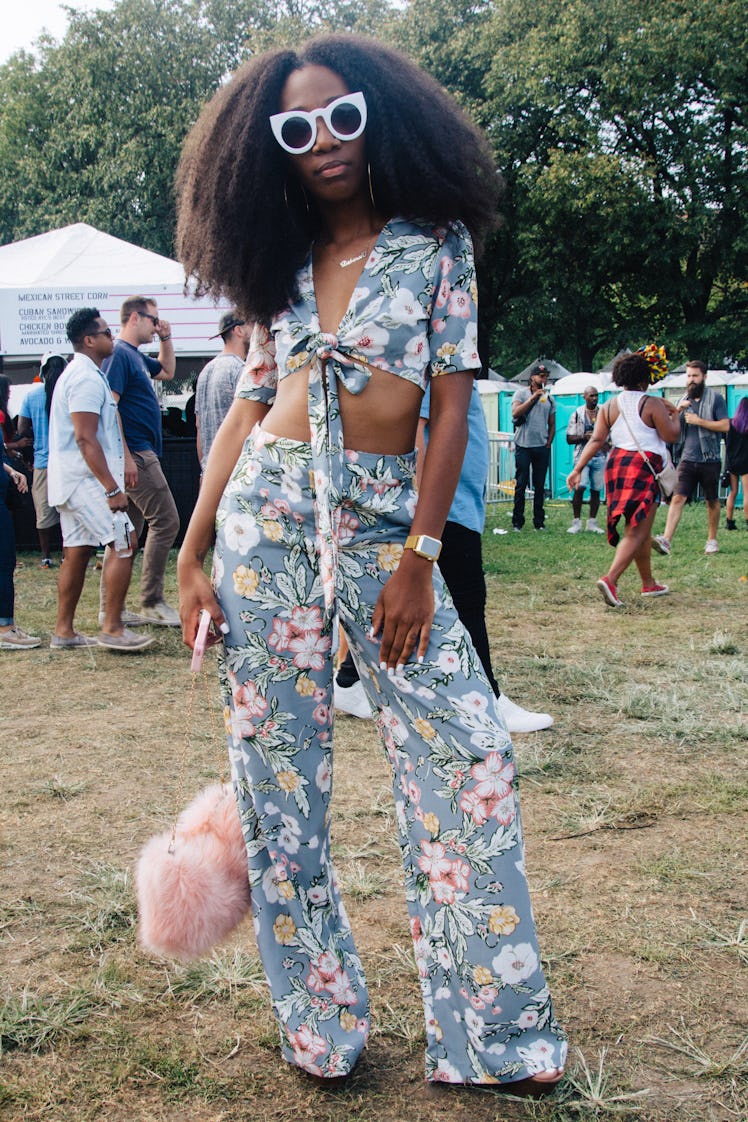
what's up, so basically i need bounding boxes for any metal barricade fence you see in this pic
[487,432,519,503]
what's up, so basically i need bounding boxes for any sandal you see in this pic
[497,1068,565,1099]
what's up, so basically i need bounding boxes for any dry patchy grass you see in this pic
[1,503,746,1121]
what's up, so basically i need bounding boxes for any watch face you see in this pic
[405,533,442,560]
[417,535,441,560]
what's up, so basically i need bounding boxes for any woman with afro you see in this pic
[176,33,566,1092]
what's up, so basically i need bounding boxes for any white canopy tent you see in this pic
[550,371,613,395]
[657,370,735,389]
[0,223,229,361]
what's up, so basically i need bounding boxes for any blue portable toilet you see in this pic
[550,373,617,499]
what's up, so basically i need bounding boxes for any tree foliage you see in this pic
[481,0,748,369]
[0,0,388,256]
[0,0,745,370]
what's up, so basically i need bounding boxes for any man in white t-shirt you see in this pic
[47,307,153,652]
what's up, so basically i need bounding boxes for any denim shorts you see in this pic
[578,455,606,493]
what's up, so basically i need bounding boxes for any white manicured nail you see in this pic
[379,661,387,671]
[220,621,230,634]
[396,664,404,674]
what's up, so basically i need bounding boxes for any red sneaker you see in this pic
[641,583,670,597]
[596,576,623,607]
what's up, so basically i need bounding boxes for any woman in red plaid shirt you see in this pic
[567,353,680,607]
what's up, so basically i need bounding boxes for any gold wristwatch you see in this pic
[404,534,442,562]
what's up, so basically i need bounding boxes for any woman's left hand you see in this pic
[371,552,435,670]
[567,469,580,491]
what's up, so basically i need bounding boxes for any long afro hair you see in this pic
[176,34,500,324]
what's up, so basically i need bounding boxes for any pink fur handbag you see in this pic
[136,783,251,961]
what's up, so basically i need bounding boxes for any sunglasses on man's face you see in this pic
[89,328,113,339]
[269,91,367,155]
[139,312,159,327]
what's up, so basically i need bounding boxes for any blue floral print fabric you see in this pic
[213,427,567,1084]
[236,219,480,630]
[235,217,481,404]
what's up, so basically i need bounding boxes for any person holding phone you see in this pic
[175,35,566,1092]
[653,360,729,556]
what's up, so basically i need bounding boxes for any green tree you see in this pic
[482,0,748,369]
[0,0,393,255]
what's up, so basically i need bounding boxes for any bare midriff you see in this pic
[259,360,423,454]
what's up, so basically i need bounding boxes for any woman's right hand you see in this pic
[10,468,28,493]
[177,554,226,650]
[175,400,269,650]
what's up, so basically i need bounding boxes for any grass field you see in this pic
[1,499,746,1122]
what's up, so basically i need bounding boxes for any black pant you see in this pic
[337,519,500,697]
[0,498,15,625]
[512,445,550,529]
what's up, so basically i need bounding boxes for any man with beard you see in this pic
[654,361,729,556]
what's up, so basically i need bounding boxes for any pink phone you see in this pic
[190,609,212,673]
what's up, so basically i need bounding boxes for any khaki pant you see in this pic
[100,449,179,610]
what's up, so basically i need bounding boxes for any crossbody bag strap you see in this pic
[618,395,660,480]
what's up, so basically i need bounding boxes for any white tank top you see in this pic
[610,391,668,458]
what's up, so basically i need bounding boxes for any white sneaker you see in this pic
[98,608,150,627]
[652,534,671,556]
[0,626,42,650]
[497,692,554,734]
[586,519,604,533]
[567,519,582,534]
[334,679,373,719]
[704,539,719,554]
[139,600,181,627]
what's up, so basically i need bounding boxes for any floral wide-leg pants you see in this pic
[213,427,566,1084]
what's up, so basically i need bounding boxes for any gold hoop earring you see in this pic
[367,163,376,209]
[284,179,310,214]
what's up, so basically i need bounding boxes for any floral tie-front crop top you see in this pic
[235,216,481,403]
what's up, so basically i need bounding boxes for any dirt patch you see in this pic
[2,513,747,1121]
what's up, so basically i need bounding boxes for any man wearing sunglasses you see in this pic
[47,308,152,651]
[100,295,180,626]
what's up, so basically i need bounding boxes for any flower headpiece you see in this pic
[637,343,668,384]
